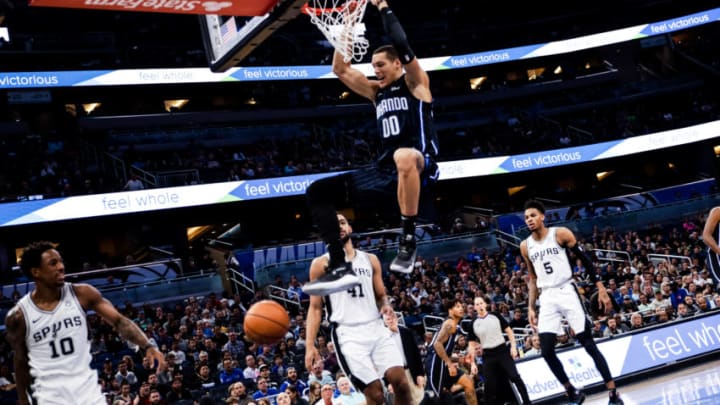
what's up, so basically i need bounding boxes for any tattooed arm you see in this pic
[74,284,166,370]
[432,319,457,375]
[5,307,31,405]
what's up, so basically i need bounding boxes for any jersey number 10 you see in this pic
[49,337,75,358]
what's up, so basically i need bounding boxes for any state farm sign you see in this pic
[29,0,276,16]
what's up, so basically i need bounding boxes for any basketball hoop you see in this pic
[302,0,369,63]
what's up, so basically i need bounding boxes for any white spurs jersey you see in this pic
[525,227,574,289]
[16,283,105,405]
[325,250,380,325]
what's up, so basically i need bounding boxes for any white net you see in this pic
[304,0,370,63]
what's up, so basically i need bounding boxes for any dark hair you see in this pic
[524,199,546,214]
[20,241,57,279]
[373,44,399,61]
[447,298,463,312]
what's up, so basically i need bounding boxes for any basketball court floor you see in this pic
[582,357,720,405]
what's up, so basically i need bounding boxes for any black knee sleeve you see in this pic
[576,331,613,383]
[305,177,334,207]
[306,178,343,263]
[539,333,556,354]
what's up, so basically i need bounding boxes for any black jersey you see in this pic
[706,219,720,284]
[374,75,439,166]
[425,319,465,395]
[426,322,459,362]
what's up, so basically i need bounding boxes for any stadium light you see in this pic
[507,185,526,196]
[596,171,614,181]
[164,99,189,112]
[82,102,101,115]
[469,76,486,90]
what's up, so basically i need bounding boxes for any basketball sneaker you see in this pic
[608,391,624,405]
[302,261,359,296]
[567,388,586,405]
[390,234,417,274]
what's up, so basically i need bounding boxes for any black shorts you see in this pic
[425,357,464,396]
[705,248,720,284]
[376,150,439,187]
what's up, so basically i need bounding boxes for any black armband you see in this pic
[380,7,415,64]
[569,244,598,283]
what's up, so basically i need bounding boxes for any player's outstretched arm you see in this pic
[372,0,431,102]
[74,284,166,370]
[556,227,612,313]
[5,307,31,405]
[332,50,377,101]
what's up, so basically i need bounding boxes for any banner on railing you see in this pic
[1,122,719,227]
[1,8,718,88]
[496,178,718,234]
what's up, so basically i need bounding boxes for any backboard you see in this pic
[199,0,307,73]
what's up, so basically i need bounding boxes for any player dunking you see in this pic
[520,200,623,405]
[5,241,166,405]
[302,0,439,296]
[304,213,412,405]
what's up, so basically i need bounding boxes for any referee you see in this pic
[471,295,532,405]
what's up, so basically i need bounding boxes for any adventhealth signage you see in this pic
[517,313,720,402]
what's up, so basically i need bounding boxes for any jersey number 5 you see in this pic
[543,262,554,274]
[381,116,400,138]
[49,337,75,358]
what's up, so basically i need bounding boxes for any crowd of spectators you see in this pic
[0,209,714,404]
[0,3,718,404]
[1,77,717,206]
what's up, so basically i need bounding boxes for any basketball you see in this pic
[243,300,290,344]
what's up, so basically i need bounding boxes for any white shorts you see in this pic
[331,318,404,388]
[538,282,589,335]
[33,374,106,405]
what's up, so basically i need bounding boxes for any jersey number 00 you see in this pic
[381,116,400,138]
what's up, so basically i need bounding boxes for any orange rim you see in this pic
[301,1,355,16]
